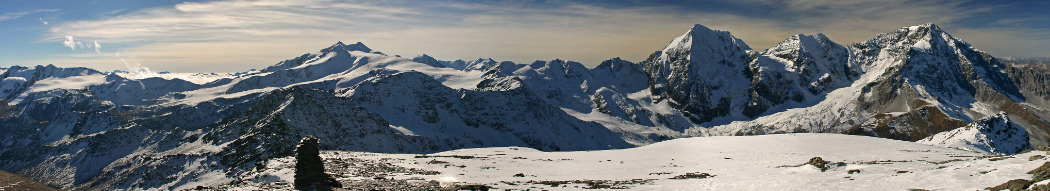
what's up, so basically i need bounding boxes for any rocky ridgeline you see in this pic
[4,23,1050,190]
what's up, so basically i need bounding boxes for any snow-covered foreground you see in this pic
[231,134,1050,190]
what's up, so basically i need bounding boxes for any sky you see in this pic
[0,0,1049,73]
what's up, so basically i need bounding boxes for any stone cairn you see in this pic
[294,136,341,190]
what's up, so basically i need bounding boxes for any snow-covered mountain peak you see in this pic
[892,23,967,50]
[860,23,957,50]
[443,58,499,70]
[322,41,372,53]
[596,57,631,69]
[902,23,942,33]
[763,33,842,60]
[473,58,497,65]
[653,24,754,66]
[644,24,758,123]
[663,24,753,58]
[411,54,445,68]
[414,54,435,60]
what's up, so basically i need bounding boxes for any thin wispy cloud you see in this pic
[37,0,1050,72]
[0,9,57,22]
[50,0,418,43]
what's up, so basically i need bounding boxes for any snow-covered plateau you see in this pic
[229,134,1050,190]
[3,23,1050,190]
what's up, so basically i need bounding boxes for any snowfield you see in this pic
[231,134,1050,190]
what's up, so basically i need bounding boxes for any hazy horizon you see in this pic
[2,0,1049,73]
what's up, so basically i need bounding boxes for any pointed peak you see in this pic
[764,32,842,57]
[598,57,633,68]
[686,24,725,38]
[414,54,434,59]
[412,54,444,68]
[690,24,713,31]
[652,24,752,64]
[346,42,371,52]
[921,23,940,29]
[677,24,751,51]
[322,41,371,53]
[901,23,945,34]
[323,41,345,51]
[412,54,436,60]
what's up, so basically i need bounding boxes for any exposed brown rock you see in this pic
[986,179,1032,191]
[807,157,830,171]
[1029,162,1050,182]
[0,170,57,191]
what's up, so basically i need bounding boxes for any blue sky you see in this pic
[1,0,1048,72]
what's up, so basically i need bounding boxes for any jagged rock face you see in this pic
[644,24,755,123]
[761,34,857,94]
[4,23,1050,190]
[590,58,649,93]
[841,24,1041,144]
[642,26,861,122]
[847,101,968,141]
[744,55,807,118]
[853,24,1016,112]
[918,113,1031,155]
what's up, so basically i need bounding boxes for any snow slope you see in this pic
[919,112,1032,154]
[234,134,1050,190]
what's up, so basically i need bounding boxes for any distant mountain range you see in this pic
[2,23,1050,190]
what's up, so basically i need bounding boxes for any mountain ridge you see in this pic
[2,23,1050,190]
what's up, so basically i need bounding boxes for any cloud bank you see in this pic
[42,0,1050,72]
